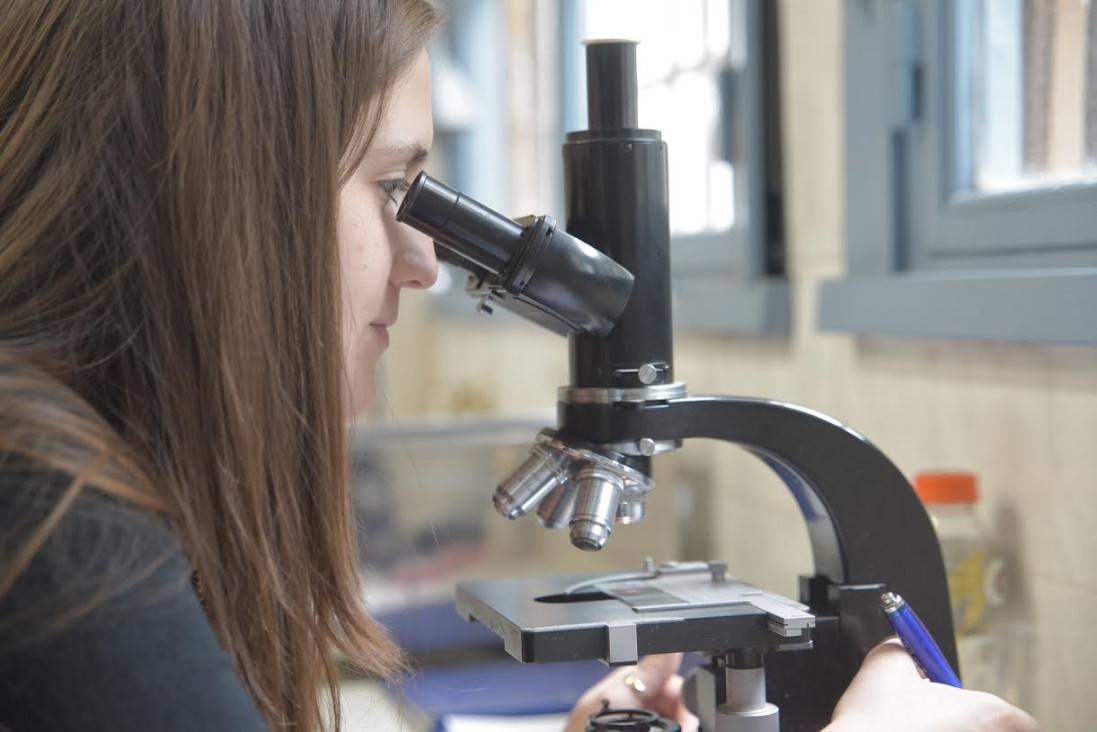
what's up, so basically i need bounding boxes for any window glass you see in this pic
[579,0,736,234]
[956,0,1097,195]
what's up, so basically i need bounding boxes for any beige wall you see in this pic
[380,1,1095,727]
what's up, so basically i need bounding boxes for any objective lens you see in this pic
[616,498,646,525]
[569,465,624,551]
[537,484,579,529]
[493,445,568,520]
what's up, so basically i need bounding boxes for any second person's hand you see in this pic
[563,653,699,732]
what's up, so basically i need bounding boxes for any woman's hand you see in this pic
[564,653,699,732]
[825,639,1040,732]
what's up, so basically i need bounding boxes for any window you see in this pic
[430,0,788,336]
[960,0,1096,196]
[821,0,1097,344]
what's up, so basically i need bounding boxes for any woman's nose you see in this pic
[391,224,439,290]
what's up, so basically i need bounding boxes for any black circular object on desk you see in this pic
[585,700,681,732]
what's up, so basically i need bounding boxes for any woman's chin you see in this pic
[345,378,377,421]
[349,395,375,421]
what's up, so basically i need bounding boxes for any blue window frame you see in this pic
[820,0,1097,344]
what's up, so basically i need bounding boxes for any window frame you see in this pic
[661,0,790,335]
[820,0,1097,344]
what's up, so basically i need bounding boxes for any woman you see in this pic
[1,1,436,729]
[0,2,1040,730]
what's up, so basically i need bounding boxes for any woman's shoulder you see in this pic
[0,361,188,632]
[0,450,188,633]
[0,450,172,524]
[0,450,180,548]
[0,453,269,731]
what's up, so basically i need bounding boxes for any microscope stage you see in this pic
[455,561,815,665]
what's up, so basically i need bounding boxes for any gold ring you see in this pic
[623,674,648,696]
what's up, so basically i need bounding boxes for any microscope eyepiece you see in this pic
[585,40,639,130]
[396,173,521,275]
[395,172,634,337]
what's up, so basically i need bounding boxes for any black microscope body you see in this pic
[397,41,956,732]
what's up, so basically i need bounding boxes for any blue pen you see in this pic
[880,592,963,688]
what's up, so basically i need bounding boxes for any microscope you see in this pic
[397,41,956,732]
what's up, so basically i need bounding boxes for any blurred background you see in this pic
[347,1,1096,729]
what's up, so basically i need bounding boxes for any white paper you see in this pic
[442,712,569,732]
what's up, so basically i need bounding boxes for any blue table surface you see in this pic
[377,600,606,717]
[377,599,702,725]
[375,599,502,653]
[388,657,612,718]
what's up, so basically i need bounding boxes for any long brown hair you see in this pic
[0,0,439,728]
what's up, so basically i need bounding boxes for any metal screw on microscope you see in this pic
[637,437,656,456]
[570,465,625,550]
[638,363,658,384]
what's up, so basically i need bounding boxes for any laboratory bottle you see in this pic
[913,471,1007,695]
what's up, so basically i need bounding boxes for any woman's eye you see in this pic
[378,178,411,206]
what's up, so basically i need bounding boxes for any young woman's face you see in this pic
[338,50,437,416]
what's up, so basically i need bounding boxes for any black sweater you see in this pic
[0,458,268,731]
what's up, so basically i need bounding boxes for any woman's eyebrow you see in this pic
[369,142,430,166]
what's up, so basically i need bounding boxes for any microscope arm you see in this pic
[560,394,958,730]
